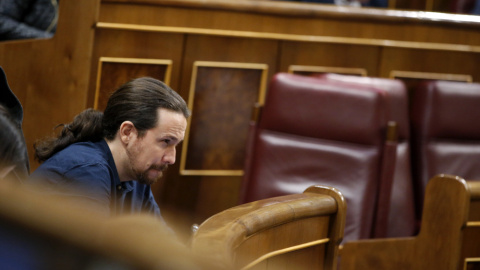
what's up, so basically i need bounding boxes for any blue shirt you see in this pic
[29,140,161,218]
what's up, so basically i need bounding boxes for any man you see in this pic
[29,77,190,219]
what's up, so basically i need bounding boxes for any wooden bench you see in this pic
[339,174,473,270]
[460,181,480,270]
[191,185,346,270]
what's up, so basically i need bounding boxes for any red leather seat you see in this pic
[410,80,480,219]
[239,72,403,242]
[318,73,416,238]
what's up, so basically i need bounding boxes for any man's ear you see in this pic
[119,121,137,144]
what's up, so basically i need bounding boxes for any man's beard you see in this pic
[134,164,168,185]
[126,146,168,185]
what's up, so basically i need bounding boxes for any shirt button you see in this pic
[117,185,122,190]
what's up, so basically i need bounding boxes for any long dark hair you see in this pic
[34,77,190,163]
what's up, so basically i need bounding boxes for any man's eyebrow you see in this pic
[164,135,183,144]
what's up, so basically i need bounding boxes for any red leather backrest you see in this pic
[411,80,480,217]
[412,80,480,140]
[318,73,410,140]
[259,73,386,145]
[240,73,389,242]
[318,73,416,238]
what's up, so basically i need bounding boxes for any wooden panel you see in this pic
[464,258,480,270]
[469,199,480,221]
[179,35,279,90]
[193,175,243,222]
[340,175,470,270]
[180,61,268,176]
[390,70,474,102]
[94,57,172,110]
[87,28,185,108]
[380,47,479,80]
[460,195,480,270]
[280,42,380,76]
[236,216,330,270]
[192,185,345,270]
[390,70,473,82]
[288,65,367,77]
[99,0,480,46]
[462,227,480,270]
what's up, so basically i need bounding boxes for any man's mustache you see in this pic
[149,164,168,171]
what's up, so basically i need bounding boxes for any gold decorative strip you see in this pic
[464,257,480,270]
[180,169,243,177]
[94,57,173,109]
[241,238,330,270]
[96,22,480,53]
[389,70,473,82]
[467,221,480,227]
[180,61,268,176]
[288,65,367,76]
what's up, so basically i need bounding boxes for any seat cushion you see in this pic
[244,130,380,242]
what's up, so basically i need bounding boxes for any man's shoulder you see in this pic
[42,141,110,171]
[61,140,105,154]
[31,140,116,186]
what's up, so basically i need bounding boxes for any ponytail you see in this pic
[34,109,104,163]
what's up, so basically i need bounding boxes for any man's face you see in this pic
[126,108,187,185]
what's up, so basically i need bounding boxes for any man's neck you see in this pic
[105,138,130,182]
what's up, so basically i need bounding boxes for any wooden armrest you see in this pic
[192,185,345,270]
[340,174,470,270]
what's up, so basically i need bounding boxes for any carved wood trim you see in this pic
[96,22,480,53]
[94,57,173,110]
[180,61,268,176]
[288,65,367,76]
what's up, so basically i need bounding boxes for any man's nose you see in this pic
[163,147,176,164]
